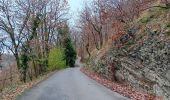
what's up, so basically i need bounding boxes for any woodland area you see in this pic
[0,0,170,99]
[0,0,76,92]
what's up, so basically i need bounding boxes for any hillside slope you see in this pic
[85,5,170,100]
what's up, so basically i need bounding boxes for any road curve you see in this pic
[17,67,129,100]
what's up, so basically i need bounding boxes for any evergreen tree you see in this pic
[64,37,77,67]
[60,24,77,67]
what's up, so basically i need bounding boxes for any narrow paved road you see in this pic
[18,58,129,100]
[18,68,129,100]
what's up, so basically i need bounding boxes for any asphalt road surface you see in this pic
[18,59,129,100]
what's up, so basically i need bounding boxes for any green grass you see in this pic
[48,48,66,71]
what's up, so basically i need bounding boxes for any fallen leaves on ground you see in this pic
[0,71,56,100]
[80,67,163,100]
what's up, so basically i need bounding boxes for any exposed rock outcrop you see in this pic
[86,7,170,99]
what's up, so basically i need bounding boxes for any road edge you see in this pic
[80,67,162,100]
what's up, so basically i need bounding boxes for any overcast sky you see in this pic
[69,0,84,12]
[68,0,91,26]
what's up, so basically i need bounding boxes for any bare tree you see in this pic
[77,0,156,58]
[0,0,31,70]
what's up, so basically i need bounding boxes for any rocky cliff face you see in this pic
[111,32,170,99]
[86,7,170,100]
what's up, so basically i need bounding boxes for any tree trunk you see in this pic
[23,69,27,83]
[92,31,100,50]
[44,43,49,72]
[111,63,116,81]
[85,43,91,57]
[14,53,20,71]
[28,69,33,81]
[99,32,103,49]
[33,60,38,78]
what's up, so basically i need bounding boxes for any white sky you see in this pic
[68,0,84,12]
[68,0,92,26]
[68,0,84,26]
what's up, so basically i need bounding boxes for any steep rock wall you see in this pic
[87,31,170,99]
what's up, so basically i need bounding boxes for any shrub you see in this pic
[48,48,66,71]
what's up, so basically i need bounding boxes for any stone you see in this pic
[153,84,164,97]
[166,70,170,82]
[115,70,125,82]
[144,70,157,82]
